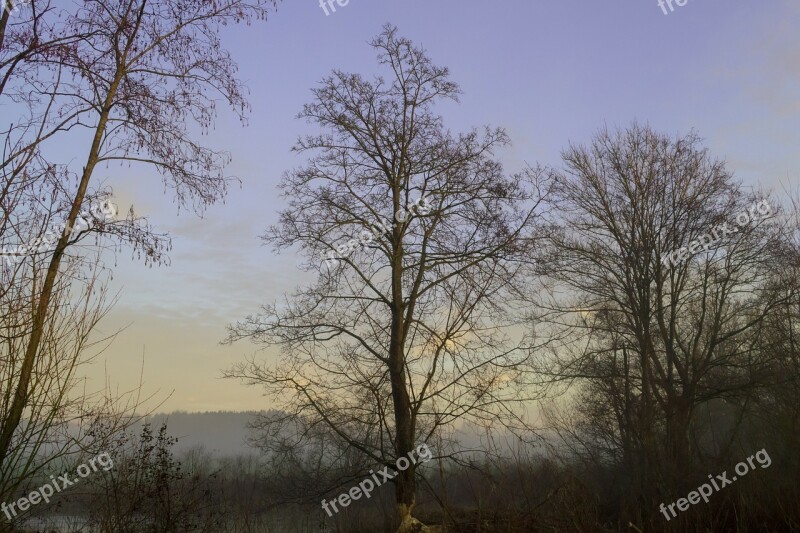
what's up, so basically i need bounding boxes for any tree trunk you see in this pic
[666,397,692,486]
[389,310,422,531]
[389,223,423,531]
[0,66,124,466]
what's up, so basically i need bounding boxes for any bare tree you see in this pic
[537,123,799,525]
[225,25,549,532]
[0,0,278,498]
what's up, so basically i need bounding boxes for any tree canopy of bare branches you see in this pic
[537,123,800,526]
[225,24,549,532]
[1,3,278,527]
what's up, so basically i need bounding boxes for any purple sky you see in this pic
[88,0,800,412]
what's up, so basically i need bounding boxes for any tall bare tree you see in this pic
[226,25,549,531]
[537,123,798,526]
[1,0,277,484]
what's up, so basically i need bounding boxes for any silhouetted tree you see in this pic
[538,123,798,527]
[226,25,549,532]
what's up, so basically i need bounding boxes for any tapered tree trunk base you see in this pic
[397,504,425,532]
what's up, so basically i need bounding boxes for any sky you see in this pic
[81,0,800,413]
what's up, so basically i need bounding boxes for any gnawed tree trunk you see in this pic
[224,25,547,532]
